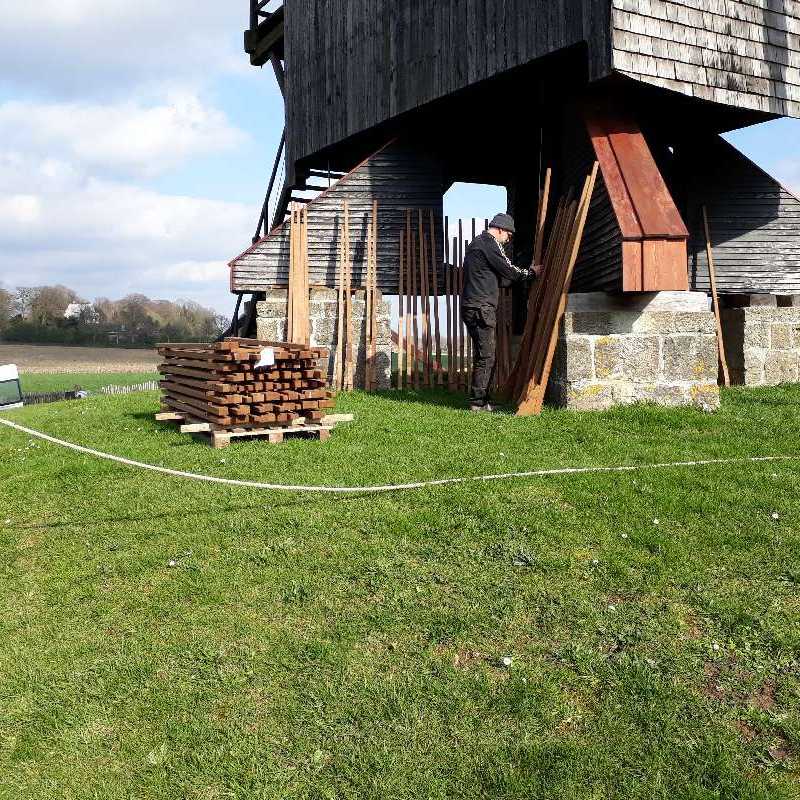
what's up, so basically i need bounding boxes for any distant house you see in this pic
[63,303,95,321]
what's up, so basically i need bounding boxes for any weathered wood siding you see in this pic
[684,136,800,293]
[230,140,443,293]
[612,0,800,118]
[284,0,613,167]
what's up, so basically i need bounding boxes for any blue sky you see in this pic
[0,3,798,316]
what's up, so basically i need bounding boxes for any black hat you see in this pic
[489,213,515,234]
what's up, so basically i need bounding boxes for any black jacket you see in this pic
[461,230,530,310]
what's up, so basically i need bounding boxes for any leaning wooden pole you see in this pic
[289,203,296,342]
[409,210,420,390]
[365,219,373,391]
[369,200,379,390]
[457,220,465,391]
[343,200,354,390]
[702,205,731,388]
[398,230,406,390]
[517,164,598,416]
[429,210,443,385]
[418,210,431,387]
[405,218,414,387]
[335,218,345,389]
[534,168,552,266]
[444,221,453,390]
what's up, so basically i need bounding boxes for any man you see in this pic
[461,213,541,412]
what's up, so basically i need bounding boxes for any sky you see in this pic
[0,3,798,316]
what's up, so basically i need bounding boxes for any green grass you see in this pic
[19,372,159,394]
[1,383,799,799]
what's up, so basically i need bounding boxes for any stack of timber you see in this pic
[505,163,599,416]
[156,338,338,446]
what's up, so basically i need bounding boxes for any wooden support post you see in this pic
[429,210,443,386]
[444,219,452,390]
[344,201,354,390]
[289,203,295,341]
[369,200,379,390]
[457,220,465,391]
[408,210,420,390]
[451,235,458,390]
[365,219,373,391]
[702,205,731,388]
[418,210,431,387]
[398,230,405,390]
[405,218,413,387]
[335,212,345,390]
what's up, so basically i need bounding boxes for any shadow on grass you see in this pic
[363,388,525,415]
[16,490,375,530]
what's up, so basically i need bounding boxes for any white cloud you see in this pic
[0,4,278,315]
[0,1,247,97]
[0,94,246,178]
[0,154,253,314]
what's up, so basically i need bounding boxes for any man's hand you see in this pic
[530,263,544,278]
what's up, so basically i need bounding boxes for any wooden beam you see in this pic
[702,206,731,388]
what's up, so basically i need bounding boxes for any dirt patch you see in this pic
[768,734,793,762]
[750,681,777,711]
[0,344,160,373]
[703,663,725,700]
[452,649,484,669]
[734,720,758,742]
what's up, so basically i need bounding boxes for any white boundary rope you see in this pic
[1,416,797,495]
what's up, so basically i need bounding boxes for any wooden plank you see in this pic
[642,239,689,292]
[429,209,443,385]
[445,222,453,390]
[397,229,406,389]
[344,200,355,390]
[405,213,414,386]
[410,209,420,389]
[703,205,731,387]
[419,209,432,387]
[457,220,465,391]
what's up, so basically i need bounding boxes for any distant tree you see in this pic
[117,294,156,343]
[0,288,14,330]
[93,297,117,325]
[26,285,82,326]
[15,287,36,319]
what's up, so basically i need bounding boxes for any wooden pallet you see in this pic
[155,410,353,448]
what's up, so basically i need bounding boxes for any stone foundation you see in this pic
[720,296,800,386]
[256,287,392,389]
[547,291,720,412]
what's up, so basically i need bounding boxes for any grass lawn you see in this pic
[1,384,799,799]
[19,372,159,394]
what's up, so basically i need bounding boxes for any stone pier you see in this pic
[256,287,392,390]
[547,291,720,412]
[720,295,800,386]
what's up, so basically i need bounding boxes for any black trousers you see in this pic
[462,304,497,406]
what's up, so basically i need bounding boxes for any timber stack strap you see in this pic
[156,337,335,429]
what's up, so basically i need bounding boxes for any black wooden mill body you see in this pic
[230,1,800,302]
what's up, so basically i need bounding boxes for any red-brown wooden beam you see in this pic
[585,103,689,292]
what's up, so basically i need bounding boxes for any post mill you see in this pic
[229,0,800,407]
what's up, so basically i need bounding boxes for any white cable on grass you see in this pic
[0,416,797,495]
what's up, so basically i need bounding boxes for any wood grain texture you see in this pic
[683,135,800,293]
[612,0,800,119]
[230,140,444,293]
[284,0,613,167]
